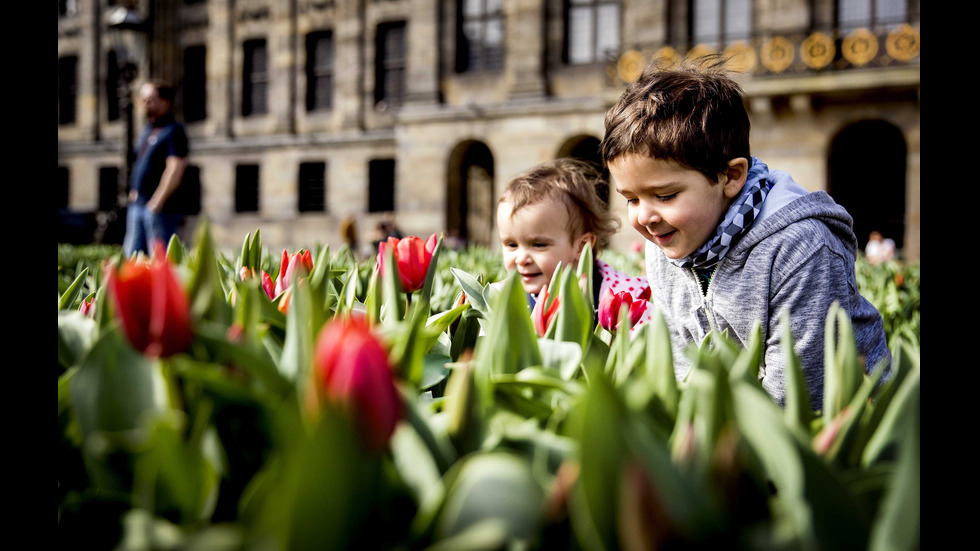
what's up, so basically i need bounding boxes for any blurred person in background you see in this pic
[123,79,189,257]
[864,231,896,264]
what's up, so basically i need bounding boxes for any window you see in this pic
[368,159,396,213]
[242,39,268,117]
[58,0,78,17]
[691,0,752,48]
[99,167,120,211]
[235,164,260,212]
[306,31,334,112]
[375,22,406,111]
[183,45,207,122]
[298,162,327,212]
[106,50,122,122]
[58,166,70,210]
[59,55,78,125]
[456,0,504,72]
[837,0,908,32]
[566,0,620,65]
[168,165,202,215]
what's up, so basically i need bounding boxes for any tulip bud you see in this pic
[239,266,253,281]
[310,315,403,451]
[598,288,648,332]
[531,286,560,337]
[376,234,438,293]
[78,297,95,317]
[274,249,314,298]
[261,271,275,300]
[106,242,193,358]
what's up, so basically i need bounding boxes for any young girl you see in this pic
[495,158,652,333]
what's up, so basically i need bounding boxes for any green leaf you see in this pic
[166,233,185,264]
[279,275,314,387]
[436,452,545,544]
[781,309,814,438]
[451,267,491,315]
[59,267,89,311]
[646,308,679,419]
[867,378,919,551]
[186,220,234,326]
[59,310,98,371]
[553,266,592,350]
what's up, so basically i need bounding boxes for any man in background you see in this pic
[123,79,189,256]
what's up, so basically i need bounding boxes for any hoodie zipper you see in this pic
[691,263,723,334]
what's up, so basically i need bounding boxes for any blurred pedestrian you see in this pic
[340,215,359,259]
[865,231,896,264]
[123,79,189,257]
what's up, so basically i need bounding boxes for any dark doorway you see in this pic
[447,141,495,247]
[556,134,609,205]
[827,119,907,251]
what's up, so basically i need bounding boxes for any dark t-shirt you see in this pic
[130,114,189,214]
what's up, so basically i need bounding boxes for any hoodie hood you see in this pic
[732,170,858,258]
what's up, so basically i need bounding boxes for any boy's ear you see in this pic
[722,157,749,199]
[577,232,597,254]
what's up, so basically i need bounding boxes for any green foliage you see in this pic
[58,230,920,550]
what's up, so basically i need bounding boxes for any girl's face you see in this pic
[497,197,595,296]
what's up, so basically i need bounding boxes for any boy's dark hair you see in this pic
[600,55,751,181]
[501,158,620,251]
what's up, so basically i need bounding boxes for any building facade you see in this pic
[58,0,920,260]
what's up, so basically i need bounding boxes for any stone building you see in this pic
[57,0,920,261]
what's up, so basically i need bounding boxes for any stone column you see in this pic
[336,0,366,129]
[403,0,441,106]
[506,0,548,99]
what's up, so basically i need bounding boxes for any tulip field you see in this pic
[58,222,920,550]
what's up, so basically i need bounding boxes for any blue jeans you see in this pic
[123,201,182,257]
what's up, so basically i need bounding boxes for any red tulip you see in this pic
[598,288,648,332]
[273,248,314,298]
[531,286,560,337]
[78,297,95,317]
[106,242,193,358]
[376,234,438,293]
[310,315,403,451]
[261,271,275,300]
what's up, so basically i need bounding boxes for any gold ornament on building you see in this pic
[617,50,646,83]
[801,32,835,69]
[885,24,920,62]
[723,41,756,73]
[842,28,879,66]
[686,43,717,63]
[651,46,682,68]
[760,36,794,73]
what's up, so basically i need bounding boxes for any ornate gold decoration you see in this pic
[686,43,717,62]
[617,50,646,83]
[723,41,756,73]
[842,28,879,66]
[801,32,835,69]
[651,46,682,68]
[886,24,920,61]
[760,36,794,73]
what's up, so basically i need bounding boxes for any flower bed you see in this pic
[57,223,919,550]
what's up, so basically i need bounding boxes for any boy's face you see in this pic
[497,198,594,296]
[609,155,746,261]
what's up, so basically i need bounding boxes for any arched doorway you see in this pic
[827,120,907,251]
[447,140,495,247]
[556,134,609,205]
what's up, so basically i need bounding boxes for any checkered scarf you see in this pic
[671,157,772,270]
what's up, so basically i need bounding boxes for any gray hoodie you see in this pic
[643,169,891,410]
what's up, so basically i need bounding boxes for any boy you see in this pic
[600,57,890,409]
[496,158,653,333]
